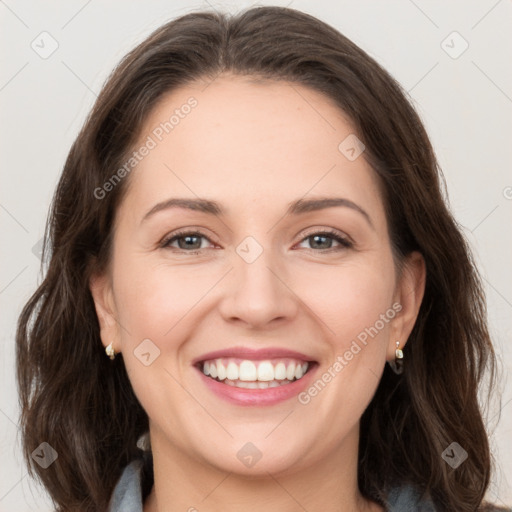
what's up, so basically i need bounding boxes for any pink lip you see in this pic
[192,346,316,365]
[195,363,318,406]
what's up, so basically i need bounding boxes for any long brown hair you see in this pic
[16,6,505,511]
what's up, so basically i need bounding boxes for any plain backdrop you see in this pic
[1,0,511,510]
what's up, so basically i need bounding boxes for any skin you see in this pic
[90,74,425,512]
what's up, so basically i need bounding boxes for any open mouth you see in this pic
[197,357,315,389]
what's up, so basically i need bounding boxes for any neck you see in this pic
[143,424,383,512]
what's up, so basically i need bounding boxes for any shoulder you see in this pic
[107,452,153,512]
[385,485,511,512]
[385,484,436,511]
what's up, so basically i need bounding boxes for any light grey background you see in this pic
[1,0,511,510]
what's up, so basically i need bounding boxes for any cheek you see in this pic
[293,257,396,347]
[112,254,219,343]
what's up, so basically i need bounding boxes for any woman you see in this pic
[16,6,509,512]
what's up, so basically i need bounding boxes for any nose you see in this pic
[218,244,298,329]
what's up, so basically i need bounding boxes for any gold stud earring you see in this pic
[388,340,404,375]
[394,340,404,374]
[105,342,116,360]
[395,340,403,360]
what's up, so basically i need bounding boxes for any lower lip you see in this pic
[196,364,317,406]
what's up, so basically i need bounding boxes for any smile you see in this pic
[201,357,310,389]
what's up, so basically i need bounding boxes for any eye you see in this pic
[295,229,353,252]
[160,228,353,254]
[160,230,215,252]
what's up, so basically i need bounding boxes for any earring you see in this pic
[394,340,404,374]
[105,342,116,360]
[388,340,404,375]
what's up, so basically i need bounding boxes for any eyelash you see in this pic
[160,228,353,254]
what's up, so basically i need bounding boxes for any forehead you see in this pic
[118,75,384,227]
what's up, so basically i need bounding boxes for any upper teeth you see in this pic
[202,358,309,382]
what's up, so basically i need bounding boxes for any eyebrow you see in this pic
[141,196,374,228]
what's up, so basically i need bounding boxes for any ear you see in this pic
[387,251,426,361]
[89,271,121,354]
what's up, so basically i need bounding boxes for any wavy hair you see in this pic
[16,6,505,511]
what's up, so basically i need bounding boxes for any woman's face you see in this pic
[91,75,424,476]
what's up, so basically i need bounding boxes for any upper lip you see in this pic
[192,346,317,365]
